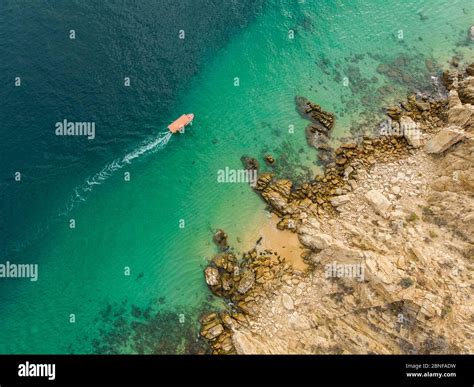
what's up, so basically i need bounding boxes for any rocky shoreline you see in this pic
[199,62,474,354]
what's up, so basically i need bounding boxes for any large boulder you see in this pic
[204,266,220,286]
[261,179,293,213]
[424,126,465,154]
[447,90,474,130]
[365,190,391,216]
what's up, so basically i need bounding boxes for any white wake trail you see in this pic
[61,131,172,214]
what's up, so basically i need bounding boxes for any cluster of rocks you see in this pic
[386,94,447,130]
[254,135,411,233]
[201,231,299,354]
[295,96,336,163]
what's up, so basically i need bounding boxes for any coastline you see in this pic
[199,59,474,354]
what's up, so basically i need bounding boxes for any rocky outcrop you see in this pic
[296,96,336,164]
[201,63,474,355]
[458,76,474,105]
[295,96,335,131]
[424,126,466,154]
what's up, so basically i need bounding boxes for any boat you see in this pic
[168,113,194,134]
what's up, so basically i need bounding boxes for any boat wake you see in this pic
[61,131,172,215]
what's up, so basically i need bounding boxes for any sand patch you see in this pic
[233,213,308,272]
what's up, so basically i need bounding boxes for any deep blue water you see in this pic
[0,0,265,255]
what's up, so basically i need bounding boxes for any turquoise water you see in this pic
[0,0,473,353]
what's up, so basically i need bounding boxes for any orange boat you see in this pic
[168,113,194,134]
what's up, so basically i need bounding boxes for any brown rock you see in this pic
[237,270,256,294]
[204,266,220,286]
[241,156,259,171]
[424,126,465,154]
[296,96,336,130]
[264,155,275,165]
[213,229,228,250]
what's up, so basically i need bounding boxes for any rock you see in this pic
[450,56,460,68]
[299,232,336,251]
[415,100,430,111]
[447,90,474,130]
[204,266,220,286]
[400,116,421,148]
[237,270,255,294]
[424,126,465,154]
[442,70,459,90]
[232,329,268,354]
[295,96,336,130]
[365,190,391,216]
[466,63,474,77]
[240,156,259,171]
[344,166,354,180]
[213,229,228,250]
[200,312,219,326]
[386,105,402,120]
[264,155,275,165]
[203,323,224,341]
[288,313,312,331]
[391,186,401,195]
[458,76,474,104]
[256,173,273,190]
[282,293,294,310]
[261,179,293,213]
[277,217,297,231]
[212,252,236,271]
[340,142,357,149]
[330,195,350,207]
[305,124,331,151]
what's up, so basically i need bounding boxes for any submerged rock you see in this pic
[213,229,229,251]
[241,156,259,171]
[264,154,275,165]
[295,96,336,131]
